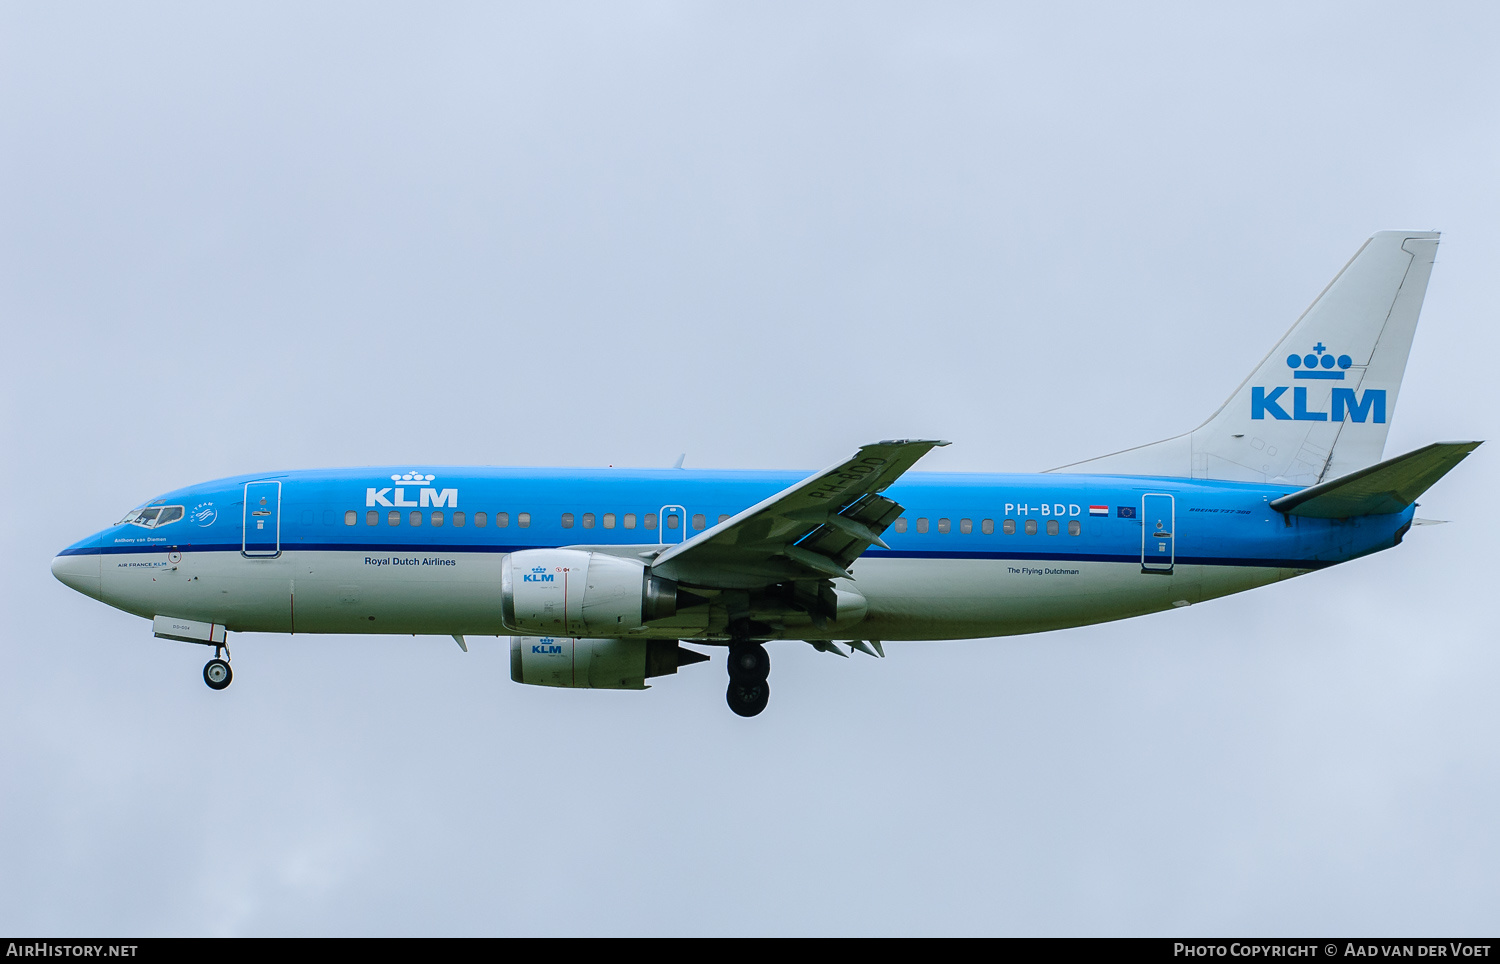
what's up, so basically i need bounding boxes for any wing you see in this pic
[650,439,948,590]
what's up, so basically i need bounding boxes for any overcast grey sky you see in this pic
[3,2,1497,935]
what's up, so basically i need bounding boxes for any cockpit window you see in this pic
[116,505,185,528]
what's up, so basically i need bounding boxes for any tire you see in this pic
[727,642,770,684]
[726,679,770,717]
[203,659,233,690]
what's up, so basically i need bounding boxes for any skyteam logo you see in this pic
[366,470,459,508]
[1252,343,1386,424]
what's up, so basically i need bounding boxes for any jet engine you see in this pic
[509,636,709,689]
[500,548,680,636]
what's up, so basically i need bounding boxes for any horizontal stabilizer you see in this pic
[1271,441,1481,518]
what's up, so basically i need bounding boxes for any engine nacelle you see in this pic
[509,636,707,690]
[500,548,678,636]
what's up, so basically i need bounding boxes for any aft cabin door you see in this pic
[1141,493,1174,574]
[243,481,282,557]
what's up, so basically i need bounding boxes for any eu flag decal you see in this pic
[1117,506,1136,518]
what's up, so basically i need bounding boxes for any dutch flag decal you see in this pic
[1088,505,1108,516]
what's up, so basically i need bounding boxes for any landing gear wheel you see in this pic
[726,678,770,717]
[203,658,232,690]
[727,642,770,683]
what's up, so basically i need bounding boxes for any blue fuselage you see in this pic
[54,466,1412,642]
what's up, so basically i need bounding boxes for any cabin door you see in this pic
[243,481,282,557]
[1140,493,1174,574]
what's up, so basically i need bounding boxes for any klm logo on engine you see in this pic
[365,470,459,508]
[1251,343,1386,423]
[523,566,554,583]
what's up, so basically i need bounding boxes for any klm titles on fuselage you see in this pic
[1251,344,1386,423]
[364,470,456,509]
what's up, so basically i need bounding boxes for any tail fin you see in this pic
[1052,231,1441,485]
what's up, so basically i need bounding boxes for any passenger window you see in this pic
[322,510,336,526]
[495,512,507,527]
[718,514,730,524]
[624,513,637,529]
[300,510,315,526]
[431,511,444,527]
[366,510,378,526]
[453,511,466,527]
[518,512,530,528]
[1046,520,1058,535]
[388,510,401,526]
[603,513,616,529]
[475,512,488,528]
[1003,519,1016,535]
[894,518,908,533]
[981,519,994,535]
[1068,520,1081,536]
[645,513,657,530]
[345,510,357,526]
[561,513,574,529]
[937,518,951,534]
[582,512,595,529]
[666,514,680,530]
[410,511,423,527]
[916,518,929,534]
[960,518,973,534]
[1024,519,1037,535]
[692,514,705,530]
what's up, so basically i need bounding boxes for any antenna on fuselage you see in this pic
[673,453,686,469]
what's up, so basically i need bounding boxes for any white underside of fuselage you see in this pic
[84,549,1301,643]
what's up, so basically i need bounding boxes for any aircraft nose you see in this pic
[52,552,102,600]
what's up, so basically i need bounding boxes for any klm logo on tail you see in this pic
[1252,344,1386,423]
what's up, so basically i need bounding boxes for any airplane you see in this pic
[50,231,1480,717]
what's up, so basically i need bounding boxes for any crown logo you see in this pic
[1286,343,1352,380]
[391,471,436,483]
[531,566,547,574]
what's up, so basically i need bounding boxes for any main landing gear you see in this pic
[726,641,770,717]
[203,643,232,691]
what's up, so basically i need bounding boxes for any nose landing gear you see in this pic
[726,641,770,717]
[203,643,232,691]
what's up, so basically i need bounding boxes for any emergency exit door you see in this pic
[243,481,282,557]
[658,504,687,544]
[1141,493,1174,574]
